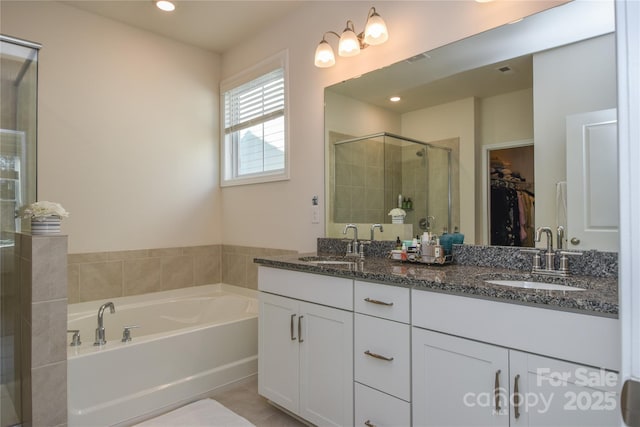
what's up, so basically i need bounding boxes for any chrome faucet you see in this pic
[94,302,115,346]
[557,226,565,250]
[343,224,359,257]
[535,226,555,271]
[370,224,384,241]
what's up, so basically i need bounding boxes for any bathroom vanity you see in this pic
[255,251,620,427]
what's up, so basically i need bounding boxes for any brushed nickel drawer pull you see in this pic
[364,420,376,427]
[290,314,296,341]
[494,369,501,413]
[364,297,394,306]
[514,374,521,419]
[364,350,394,361]
[298,315,304,343]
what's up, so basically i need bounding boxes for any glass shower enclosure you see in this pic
[328,132,452,240]
[1,34,39,427]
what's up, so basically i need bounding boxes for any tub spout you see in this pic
[94,302,115,346]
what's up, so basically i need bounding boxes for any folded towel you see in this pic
[135,399,255,427]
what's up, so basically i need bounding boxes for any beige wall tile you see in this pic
[161,255,194,290]
[194,251,221,285]
[67,264,79,304]
[79,261,123,302]
[30,236,68,302]
[31,361,67,427]
[222,252,247,287]
[108,249,150,261]
[67,252,109,264]
[124,258,162,296]
[31,299,67,367]
[20,258,32,324]
[150,247,183,257]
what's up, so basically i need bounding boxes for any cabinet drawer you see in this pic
[355,382,410,427]
[355,313,411,401]
[258,266,353,310]
[354,280,410,323]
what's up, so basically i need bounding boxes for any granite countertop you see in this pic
[254,252,618,318]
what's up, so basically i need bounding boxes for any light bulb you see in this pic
[338,29,360,57]
[314,40,336,68]
[364,13,388,45]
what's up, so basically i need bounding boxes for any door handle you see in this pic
[364,350,394,362]
[364,297,394,306]
[494,370,501,413]
[514,374,521,419]
[622,378,640,426]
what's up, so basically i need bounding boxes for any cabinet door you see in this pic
[413,328,509,427]
[258,292,300,414]
[509,351,620,426]
[299,301,353,427]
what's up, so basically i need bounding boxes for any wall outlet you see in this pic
[311,206,320,224]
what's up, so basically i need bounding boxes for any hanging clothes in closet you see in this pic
[490,177,535,247]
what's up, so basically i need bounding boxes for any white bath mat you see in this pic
[134,399,256,427]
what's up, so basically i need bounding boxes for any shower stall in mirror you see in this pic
[1,35,39,427]
[328,132,452,240]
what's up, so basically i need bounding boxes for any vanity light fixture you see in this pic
[314,7,389,68]
[155,0,175,12]
[390,96,401,102]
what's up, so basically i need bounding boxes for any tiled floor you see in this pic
[209,377,307,427]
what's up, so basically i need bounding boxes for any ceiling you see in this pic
[62,0,303,53]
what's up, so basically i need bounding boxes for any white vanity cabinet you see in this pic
[412,290,621,427]
[412,329,620,426]
[354,280,411,427]
[258,267,354,427]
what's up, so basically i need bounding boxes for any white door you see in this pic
[412,328,509,427]
[258,292,300,414]
[509,351,620,426]
[616,1,640,426]
[298,301,353,427]
[566,108,618,251]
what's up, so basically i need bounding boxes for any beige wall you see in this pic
[1,0,563,255]
[1,1,222,254]
[220,1,564,252]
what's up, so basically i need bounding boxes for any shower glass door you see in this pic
[1,35,39,427]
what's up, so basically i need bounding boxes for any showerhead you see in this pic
[416,148,425,157]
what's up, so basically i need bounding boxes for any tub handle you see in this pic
[122,325,140,342]
[67,329,81,347]
[290,314,297,340]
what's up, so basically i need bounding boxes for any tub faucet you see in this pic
[94,302,115,346]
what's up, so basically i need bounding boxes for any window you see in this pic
[221,51,289,186]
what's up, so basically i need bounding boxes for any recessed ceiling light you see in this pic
[390,96,401,102]
[155,0,175,12]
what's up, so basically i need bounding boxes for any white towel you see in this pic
[556,181,568,230]
[135,399,255,427]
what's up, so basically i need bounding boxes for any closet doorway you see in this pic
[483,140,535,247]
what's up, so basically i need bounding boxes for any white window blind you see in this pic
[223,66,286,183]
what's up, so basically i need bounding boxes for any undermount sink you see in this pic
[485,280,585,291]
[297,256,357,266]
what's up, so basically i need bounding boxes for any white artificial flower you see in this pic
[388,208,407,217]
[22,201,70,220]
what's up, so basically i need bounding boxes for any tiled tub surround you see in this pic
[256,240,618,317]
[68,245,297,304]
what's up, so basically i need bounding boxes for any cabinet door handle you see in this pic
[364,420,376,427]
[514,374,521,419]
[494,369,501,413]
[290,314,297,341]
[364,350,394,361]
[364,297,394,306]
[298,315,304,343]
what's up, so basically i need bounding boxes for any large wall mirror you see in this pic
[324,0,617,252]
